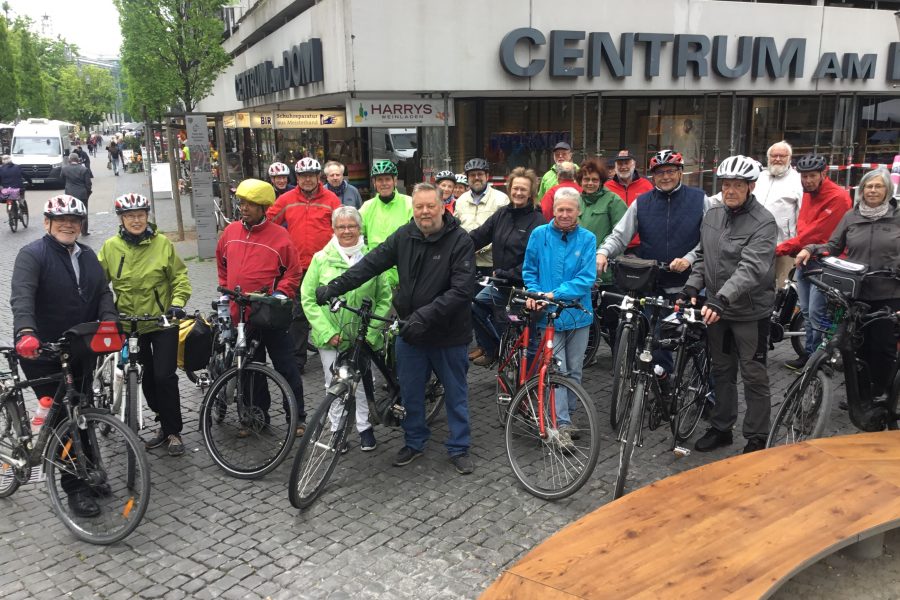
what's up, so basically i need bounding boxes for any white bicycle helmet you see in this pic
[44,195,87,219]
[268,162,290,177]
[455,173,468,187]
[716,155,762,182]
[114,193,151,214]
[435,170,455,183]
[295,157,321,174]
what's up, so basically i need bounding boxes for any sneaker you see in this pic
[449,453,474,474]
[332,431,350,455]
[555,428,575,451]
[167,435,185,457]
[67,490,101,518]
[296,422,306,438]
[558,424,580,442]
[472,354,496,367]
[694,428,733,452]
[785,355,809,371]
[360,428,377,452]
[236,427,251,439]
[392,446,423,467]
[468,347,485,361]
[743,438,766,454]
[144,429,167,450]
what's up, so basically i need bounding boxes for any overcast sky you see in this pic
[8,0,122,59]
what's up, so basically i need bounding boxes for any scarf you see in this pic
[327,181,347,198]
[331,235,366,266]
[119,225,155,245]
[858,201,890,220]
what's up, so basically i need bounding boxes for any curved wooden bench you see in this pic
[481,431,900,600]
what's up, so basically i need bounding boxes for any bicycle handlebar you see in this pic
[119,313,174,330]
[511,289,587,312]
[608,257,674,271]
[477,275,509,287]
[329,298,406,328]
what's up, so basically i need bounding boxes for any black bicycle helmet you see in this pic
[795,154,827,172]
[464,158,490,174]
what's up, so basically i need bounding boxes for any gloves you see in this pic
[15,333,40,359]
[399,311,427,342]
[704,295,728,319]
[675,285,699,306]
[315,285,337,306]
[167,306,187,319]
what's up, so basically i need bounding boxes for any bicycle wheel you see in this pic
[505,374,600,501]
[495,326,521,425]
[610,322,638,430]
[424,375,444,425]
[583,318,601,367]
[44,408,150,545]
[672,347,708,442]
[19,199,28,228]
[288,391,354,509]
[767,369,833,447]
[0,399,23,498]
[200,362,297,479]
[789,311,805,358]
[8,202,17,232]
[614,379,645,499]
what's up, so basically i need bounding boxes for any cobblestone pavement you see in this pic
[0,149,891,599]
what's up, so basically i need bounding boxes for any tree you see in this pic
[58,64,116,127]
[115,0,231,113]
[36,35,79,119]
[15,27,47,117]
[0,17,18,122]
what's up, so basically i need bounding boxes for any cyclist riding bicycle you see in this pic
[0,154,32,196]
[10,194,118,518]
[98,193,192,457]
[268,161,295,198]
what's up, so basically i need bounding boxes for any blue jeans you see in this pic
[794,265,826,355]
[552,326,590,426]
[251,328,306,421]
[395,338,470,456]
[472,285,507,357]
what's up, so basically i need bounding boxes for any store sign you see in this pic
[346,99,455,127]
[185,115,216,260]
[236,112,251,128]
[251,113,274,128]
[500,29,897,82]
[223,115,236,128]
[235,38,324,101]
[274,111,346,128]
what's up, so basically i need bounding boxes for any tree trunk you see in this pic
[166,121,185,241]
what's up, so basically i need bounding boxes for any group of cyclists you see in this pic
[8,138,900,513]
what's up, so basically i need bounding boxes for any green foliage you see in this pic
[15,26,48,117]
[0,18,18,122]
[58,65,117,127]
[116,0,232,113]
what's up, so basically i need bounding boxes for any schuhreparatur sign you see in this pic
[499,29,900,82]
[235,38,324,101]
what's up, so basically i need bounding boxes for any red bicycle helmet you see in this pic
[649,150,684,172]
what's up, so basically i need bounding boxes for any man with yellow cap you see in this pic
[215,179,307,433]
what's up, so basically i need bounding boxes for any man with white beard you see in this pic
[754,141,802,286]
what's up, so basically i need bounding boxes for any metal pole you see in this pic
[829,94,841,167]
[698,93,708,190]
[142,105,156,224]
[596,93,602,156]
[728,92,737,157]
[215,117,230,219]
[713,93,721,191]
[165,121,185,241]
[845,93,858,190]
[813,95,823,154]
[582,94,588,161]
[442,92,451,171]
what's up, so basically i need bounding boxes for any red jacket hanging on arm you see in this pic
[775,177,851,256]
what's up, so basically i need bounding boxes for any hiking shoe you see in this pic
[785,355,809,371]
[296,422,306,438]
[167,435,185,457]
[449,453,474,474]
[694,428,733,452]
[472,354,496,367]
[559,424,580,442]
[468,347,485,361]
[236,427,251,439]
[360,428,377,452]
[743,438,766,454]
[555,428,575,451]
[392,446,423,467]
[67,490,101,518]
[144,429,167,450]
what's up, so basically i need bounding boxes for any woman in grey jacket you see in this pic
[796,168,900,397]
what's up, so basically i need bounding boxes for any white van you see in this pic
[370,128,417,164]
[10,118,75,188]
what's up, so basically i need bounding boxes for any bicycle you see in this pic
[288,297,446,508]
[768,268,805,358]
[214,185,240,232]
[197,286,299,479]
[2,186,28,232]
[501,288,601,500]
[605,291,707,499]
[767,259,900,448]
[0,322,150,544]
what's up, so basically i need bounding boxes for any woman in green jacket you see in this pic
[300,206,392,452]
[577,157,627,283]
[98,193,192,457]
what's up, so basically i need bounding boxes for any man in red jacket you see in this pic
[604,149,653,250]
[775,154,851,369]
[217,178,306,432]
[267,157,341,374]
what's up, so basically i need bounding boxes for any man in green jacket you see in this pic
[359,160,413,288]
[537,141,579,200]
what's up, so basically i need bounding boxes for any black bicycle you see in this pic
[288,298,444,508]
[0,322,150,544]
[3,187,28,232]
[769,268,805,358]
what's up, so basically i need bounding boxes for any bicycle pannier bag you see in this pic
[819,256,867,300]
[63,321,125,359]
[178,314,213,372]
[613,256,659,294]
[248,294,293,331]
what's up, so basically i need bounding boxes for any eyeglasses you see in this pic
[769,154,790,160]
[581,176,602,183]
[121,212,148,221]
[335,224,360,231]
[863,183,887,190]
[654,168,679,177]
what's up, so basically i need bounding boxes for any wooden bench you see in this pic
[481,431,900,599]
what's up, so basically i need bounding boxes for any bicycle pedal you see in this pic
[673,446,691,458]
[497,393,512,407]
[390,404,407,420]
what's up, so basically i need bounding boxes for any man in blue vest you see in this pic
[596,149,709,381]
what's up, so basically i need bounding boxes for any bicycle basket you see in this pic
[1,187,21,200]
[178,314,213,372]
[248,294,293,331]
[63,321,125,359]
[819,256,867,300]
[660,313,704,343]
[613,257,659,294]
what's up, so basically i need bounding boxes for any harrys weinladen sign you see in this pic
[235,38,324,102]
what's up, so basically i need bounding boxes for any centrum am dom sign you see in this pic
[499,29,900,82]
[235,38,324,101]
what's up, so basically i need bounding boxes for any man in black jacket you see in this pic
[317,183,477,474]
[61,154,93,235]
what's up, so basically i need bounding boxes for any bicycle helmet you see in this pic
[294,157,321,174]
[464,158,490,174]
[44,194,87,219]
[435,170,455,183]
[234,178,275,207]
[649,150,684,172]
[371,159,398,177]
[795,154,827,172]
[716,155,762,182]
[114,193,151,214]
[268,162,290,177]
[455,174,468,187]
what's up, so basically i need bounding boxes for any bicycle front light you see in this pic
[337,365,355,381]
